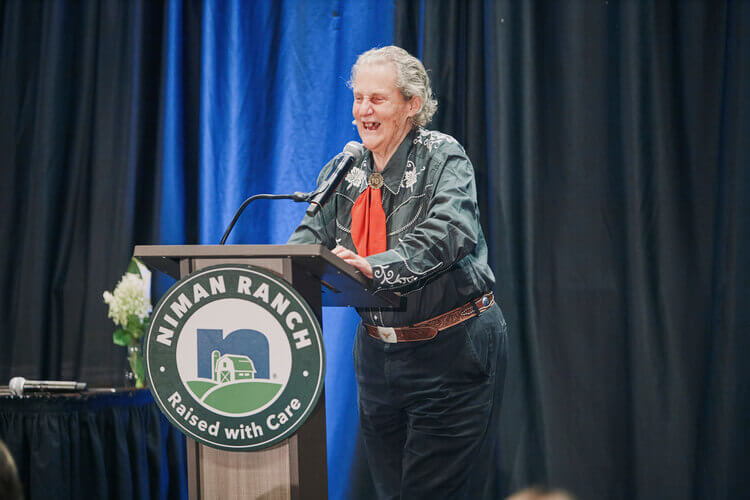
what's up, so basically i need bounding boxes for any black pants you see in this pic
[354,304,508,500]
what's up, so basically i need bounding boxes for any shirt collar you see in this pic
[364,128,417,194]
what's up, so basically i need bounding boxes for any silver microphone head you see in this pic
[9,377,25,396]
[343,141,364,160]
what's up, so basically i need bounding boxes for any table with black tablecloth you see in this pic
[0,389,187,500]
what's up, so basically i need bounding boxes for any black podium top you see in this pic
[133,244,400,308]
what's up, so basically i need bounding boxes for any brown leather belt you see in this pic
[364,292,495,343]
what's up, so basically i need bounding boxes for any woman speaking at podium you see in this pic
[289,46,507,499]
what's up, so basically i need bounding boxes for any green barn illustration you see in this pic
[212,350,256,383]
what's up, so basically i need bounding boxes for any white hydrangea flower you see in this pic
[103,273,152,328]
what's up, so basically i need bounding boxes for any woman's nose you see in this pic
[358,99,372,115]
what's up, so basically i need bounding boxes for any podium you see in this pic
[134,244,399,500]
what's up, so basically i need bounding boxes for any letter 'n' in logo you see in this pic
[185,328,283,415]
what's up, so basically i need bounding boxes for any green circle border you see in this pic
[145,264,325,451]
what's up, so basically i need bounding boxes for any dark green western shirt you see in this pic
[288,128,495,327]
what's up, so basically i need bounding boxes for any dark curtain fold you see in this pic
[0,0,168,386]
[395,1,750,499]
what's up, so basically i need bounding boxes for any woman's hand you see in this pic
[332,245,373,279]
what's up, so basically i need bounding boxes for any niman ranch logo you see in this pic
[145,264,325,451]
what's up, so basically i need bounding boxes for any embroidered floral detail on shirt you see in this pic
[373,265,417,286]
[345,166,367,190]
[399,160,426,191]
[413,128,458,152]
[401,161,419,190]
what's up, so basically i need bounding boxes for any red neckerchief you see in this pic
[350,185,386,257]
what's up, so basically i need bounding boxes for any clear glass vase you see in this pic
[126,345,146,389]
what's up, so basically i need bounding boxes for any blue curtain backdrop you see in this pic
[158,1,394,497]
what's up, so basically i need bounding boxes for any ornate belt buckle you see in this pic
[376,326,397,343]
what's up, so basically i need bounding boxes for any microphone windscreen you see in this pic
[9,377,25,396]
[344,141,364,160]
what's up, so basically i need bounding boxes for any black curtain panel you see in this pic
[0,0,168,387]
[395,1,750,499]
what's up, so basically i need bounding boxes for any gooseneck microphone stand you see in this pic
[219,192,309,245]
[219,141,364,245]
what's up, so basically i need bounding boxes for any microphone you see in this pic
[219,141,364,244]
[8,377,87,396]
[305,141,364,217]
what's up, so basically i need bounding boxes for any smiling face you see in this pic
[352,62,420,170]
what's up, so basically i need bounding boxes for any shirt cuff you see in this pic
[366,249,442,291]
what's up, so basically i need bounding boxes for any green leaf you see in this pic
[113,329,131,346]
[126,258,141,276]
[125,314,143,333]
[131,318,149,341]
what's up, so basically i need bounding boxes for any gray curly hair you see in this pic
[349,46,438,128]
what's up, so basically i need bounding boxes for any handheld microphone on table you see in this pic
[8,377,87,396]
[219,141,364,244]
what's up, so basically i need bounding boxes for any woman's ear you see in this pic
[408,96,422,117]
